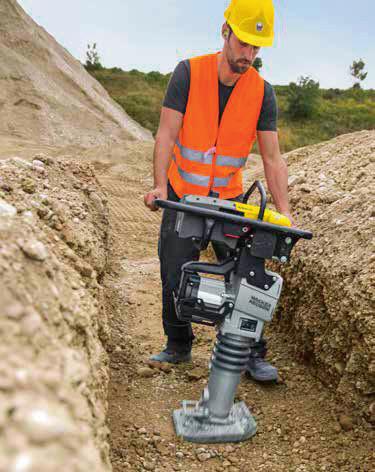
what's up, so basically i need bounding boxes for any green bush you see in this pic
[253,57,263,72]
[85,43,103,71]
[322,88,343,100]
[115,94,162,135]
[146,71,168,85]
[350,58,368,89]
[286,76,320,120]
[110,67,123,73]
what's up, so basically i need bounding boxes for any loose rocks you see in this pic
[18,239,48,261]
[0,198,17,216]
[13,403,75,445]
[138,367,155,378]
[338,414,355,432]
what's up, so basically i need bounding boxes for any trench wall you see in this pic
[275,130,375,421]
[0,156,112,471]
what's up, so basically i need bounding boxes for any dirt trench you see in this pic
[97,164,374,472]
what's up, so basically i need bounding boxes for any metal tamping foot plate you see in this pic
[173,401,257,443]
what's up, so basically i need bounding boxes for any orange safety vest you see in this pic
[168,53,265,200]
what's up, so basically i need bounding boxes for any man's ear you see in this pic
[222,24,229,40]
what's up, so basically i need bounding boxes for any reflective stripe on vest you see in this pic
[176,139,214,164]
[216,155,247,168]
[172,155,210,187]
[176,139,247,169]
[172,155,233,188]
[213,176,232,187]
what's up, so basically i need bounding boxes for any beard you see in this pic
[228,57,252,74]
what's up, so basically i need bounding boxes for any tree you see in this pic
[286,76,320,120]
[85,43,103,71]
[350,59,368,89]
[252,57,263,72]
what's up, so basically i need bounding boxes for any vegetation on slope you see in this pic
[90,67,375,152]
[92,68,170,135]
[276,85,375,151]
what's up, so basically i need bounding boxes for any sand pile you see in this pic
[276,130,375,419]
[0,156,111,471]
[0,0,152,153]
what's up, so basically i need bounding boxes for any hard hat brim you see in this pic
[227,19,274,47]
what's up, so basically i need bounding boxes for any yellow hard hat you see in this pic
[224,0,275,47]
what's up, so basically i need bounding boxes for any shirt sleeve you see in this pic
[162,60,190,114]
[256,81,278,132]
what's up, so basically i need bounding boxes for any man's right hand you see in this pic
[144,186,168,211]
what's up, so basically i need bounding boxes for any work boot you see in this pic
[246,353,278,382]
[150,341,192,364]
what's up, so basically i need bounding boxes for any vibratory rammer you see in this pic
[156,181,312,444]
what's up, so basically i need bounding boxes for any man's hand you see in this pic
[281,210,295,227]
[258,131,294,226]
[144,186,168,211]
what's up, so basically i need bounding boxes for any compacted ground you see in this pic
[97,159,374,472]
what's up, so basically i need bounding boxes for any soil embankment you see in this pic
[279,130,375,418]
[0,0,152,158]
[0,156,112,471]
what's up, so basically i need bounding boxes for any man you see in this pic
[144,0,292,382]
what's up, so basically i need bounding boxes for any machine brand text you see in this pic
[248,295,271,312]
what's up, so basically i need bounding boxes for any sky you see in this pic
[18,0,375,89]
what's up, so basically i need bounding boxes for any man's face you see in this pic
[225,29,261,74]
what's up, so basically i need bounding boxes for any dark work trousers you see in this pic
[158,182,267,356]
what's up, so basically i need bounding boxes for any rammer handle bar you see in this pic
[154,199,313,240]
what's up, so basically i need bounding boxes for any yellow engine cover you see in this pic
[234,202,291,228]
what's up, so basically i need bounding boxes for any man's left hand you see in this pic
[282,211,295,227]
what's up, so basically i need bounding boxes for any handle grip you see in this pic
[243,180,267,220]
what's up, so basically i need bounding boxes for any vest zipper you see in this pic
[208,139,218,194]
